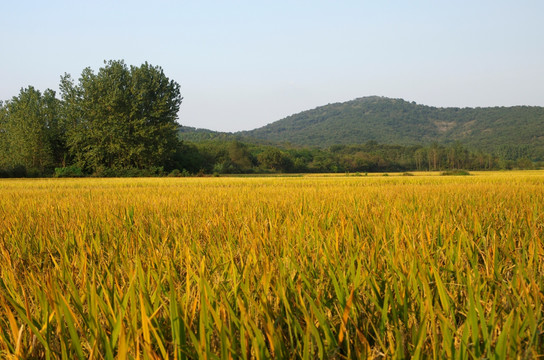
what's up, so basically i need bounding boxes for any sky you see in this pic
[1,1,543,132]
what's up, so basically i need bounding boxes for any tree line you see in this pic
[0,61,539,177]
[175,140,537,176]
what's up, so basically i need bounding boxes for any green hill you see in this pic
[179,97,544,160]
[179,126,241,142]
[239,96,544,159]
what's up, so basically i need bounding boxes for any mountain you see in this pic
[179,126,241,142]
[240,96,544,158]
[179,96,544,159]
[178,126,277,146]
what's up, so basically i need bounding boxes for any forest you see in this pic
[0,61,540,177]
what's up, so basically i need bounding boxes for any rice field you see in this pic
[0,171,543,359]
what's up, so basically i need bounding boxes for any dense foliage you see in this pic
[0,87,64,176]
[239,96,544,160]
[60,60,182,173]
[0,60,182,177]
[176,140,536,175]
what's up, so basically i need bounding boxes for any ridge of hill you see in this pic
[180,96,544,159]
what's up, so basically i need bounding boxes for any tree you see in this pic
[428,143,442,170]
[258,148,293,172]
[228,141,254,172]
[414,148,426,171]
[0,101,7,169]
[0,86,64,174]
[60,60,182,173]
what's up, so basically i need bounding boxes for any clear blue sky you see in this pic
[1,1,543,132]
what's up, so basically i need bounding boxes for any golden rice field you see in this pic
[0,171,543,359]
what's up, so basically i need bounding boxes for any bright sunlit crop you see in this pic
[0,172,543,358]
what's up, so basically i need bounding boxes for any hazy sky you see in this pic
[1,1,543,132]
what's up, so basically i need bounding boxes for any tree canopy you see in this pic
[0,86,63,175]
[60,60,182,172]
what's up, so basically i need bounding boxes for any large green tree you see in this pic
[0,86,64,174]
[0,101,7,168]
[60,60,182,172]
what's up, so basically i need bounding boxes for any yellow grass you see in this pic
[0,171,543,358]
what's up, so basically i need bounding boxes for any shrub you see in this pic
[0,165,28,178]
[168,169,182,177]
[55,165,84,178]
[441,169,471,176]
[92,166,165,177]
[168,169,191,177]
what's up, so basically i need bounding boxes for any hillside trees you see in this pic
[60,60,182,172]
[242,97,544,160]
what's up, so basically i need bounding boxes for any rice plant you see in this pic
[0,172,542,358]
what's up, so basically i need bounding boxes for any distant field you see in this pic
[0,172,543,358]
